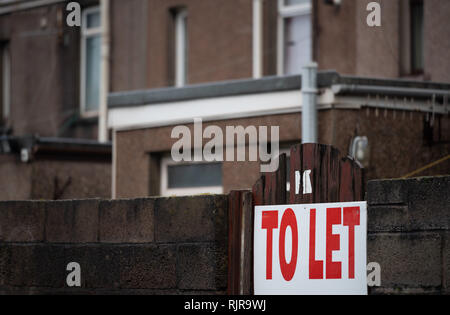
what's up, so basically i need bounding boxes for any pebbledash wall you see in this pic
[0,176,449,295]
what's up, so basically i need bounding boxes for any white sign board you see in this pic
[254,202,367,295]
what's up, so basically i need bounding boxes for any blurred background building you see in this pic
[0,0,449,200]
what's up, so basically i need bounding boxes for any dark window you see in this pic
[410,0,424,73]
[80,6,101,115]
[168,162,222,189]
[0,45,3,123]
[0,43,10,125]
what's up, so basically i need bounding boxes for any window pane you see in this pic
[284,0,310,6]
[85,35,101,112]
[411,1,424,72]
[168,163,222,188]
[175,10,188,87]
[1,45,10,120]
[284,14,311,75]
[87,11,100,28]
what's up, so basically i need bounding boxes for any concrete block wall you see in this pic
[367,176,450,295]
[1,176,449,295]
[0,196,228,295]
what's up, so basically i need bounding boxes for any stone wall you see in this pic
[0,155,111,201]
[0,195,228,294]
[0,176,449,295]
[367,176,450,294]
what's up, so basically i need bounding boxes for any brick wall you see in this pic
[0,195,228,294]
[0,155,112,201]
[367,176,450,294]
[114,109,450,199]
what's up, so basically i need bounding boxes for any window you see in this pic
[1,43,10,124]
[174,8,188,87]
[160,157,223,196]
[80,6,102,117]
[410,0,424,73]
[277,0,312,75]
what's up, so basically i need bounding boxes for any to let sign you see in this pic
[254,202,367,295]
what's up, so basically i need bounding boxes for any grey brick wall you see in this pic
[367,176,450,295]
[0,195,228,295]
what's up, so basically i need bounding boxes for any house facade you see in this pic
[109,71,450,198]
[0,0,449,199]
[1,0,449,139]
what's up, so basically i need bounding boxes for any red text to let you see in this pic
[261,206,360,281]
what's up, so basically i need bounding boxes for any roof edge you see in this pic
[108,71,450,109]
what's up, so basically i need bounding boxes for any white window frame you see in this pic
[175,9,188,87]
[277,0,312,75]
[80,6,102,118]
[160,156,223,197]
[2,43,10,120]
[252,0,263,79]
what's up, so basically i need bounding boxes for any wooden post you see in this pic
[227,190,253,295]
[289,143,364,204]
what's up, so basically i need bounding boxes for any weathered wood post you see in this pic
[228,154,287,294]
[227,190,252,295]
[289,143,364,204]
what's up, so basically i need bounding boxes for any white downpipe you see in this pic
[301,62,318,144]
[98,0,110,142]
[253,0,263,79]
[0,0,66,15]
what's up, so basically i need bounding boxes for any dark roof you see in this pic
[0,0,66,15]
[0,135,111,162]
[108,71,450,109]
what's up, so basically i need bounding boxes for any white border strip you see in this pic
[108,90,305,131]
[108,86,448,133]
